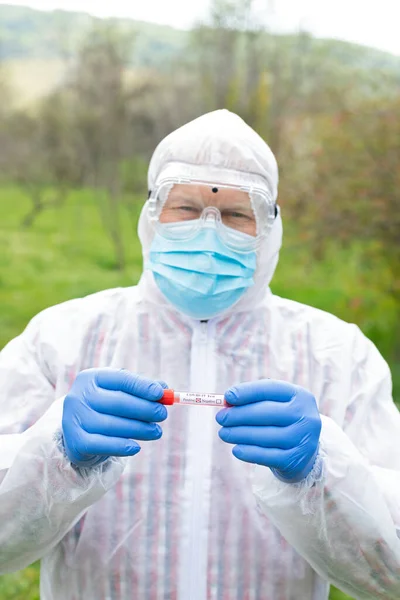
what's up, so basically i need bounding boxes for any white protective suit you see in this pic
[1,109,400,600]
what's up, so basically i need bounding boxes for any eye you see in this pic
[225,211,253,220]
[175,205,199,213]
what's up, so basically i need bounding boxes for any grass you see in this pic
[0,185,397,600]
[0,564,40,600]
[0,185,143,349]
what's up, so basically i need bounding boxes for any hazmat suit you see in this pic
[0,110,400,600]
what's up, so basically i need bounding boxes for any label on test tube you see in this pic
[160,389,227,407]
[177,392,225,407]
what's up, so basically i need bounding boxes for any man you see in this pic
[0,110,399,600]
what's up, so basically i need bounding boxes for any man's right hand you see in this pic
[62,369,168,467]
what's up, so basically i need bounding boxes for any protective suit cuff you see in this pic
[252,449,326,512]
[54,430,111,473]
[271,445,323,485]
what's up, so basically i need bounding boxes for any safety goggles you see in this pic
[148,175,276,253]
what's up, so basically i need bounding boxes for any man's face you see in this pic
[159,184,257,237]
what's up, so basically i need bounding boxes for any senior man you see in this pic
[0,110,400,600]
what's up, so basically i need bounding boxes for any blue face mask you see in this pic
[147,223,257,320]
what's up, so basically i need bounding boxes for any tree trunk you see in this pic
[21,186,45,228]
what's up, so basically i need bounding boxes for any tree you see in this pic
[279,95,400,356]
[68,23,137,269]
[0,92,82,227]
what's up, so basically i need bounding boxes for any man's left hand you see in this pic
[216,380,322,483]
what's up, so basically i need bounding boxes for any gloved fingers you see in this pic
[83,412,163,441]
[94,369,165,401]
[218,425,297,449]
[231,444,294,469]
[216,400,293,428]
[225,380,297,406]
[158,380,169,389]
[72,431,142,459]
[89,389,168,422]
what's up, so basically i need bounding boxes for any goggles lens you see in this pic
[160,184,256,235]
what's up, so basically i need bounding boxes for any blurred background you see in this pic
[0,1,399,599]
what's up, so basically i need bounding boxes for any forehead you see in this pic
[168,184,251,206]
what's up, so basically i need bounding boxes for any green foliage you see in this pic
[121,157,149,195]
[329,589,353,600]
[0,186,143,348]
[309,100,400,287]
[273,228,399,361]
[277,96,400,364]
[0,563,40,600]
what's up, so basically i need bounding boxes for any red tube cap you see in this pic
[159,389,175,405]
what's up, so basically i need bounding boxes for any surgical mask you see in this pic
[146,222,257,320]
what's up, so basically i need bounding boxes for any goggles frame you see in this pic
[148,176,276,253]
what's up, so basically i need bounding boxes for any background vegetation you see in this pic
[0,2,399,599]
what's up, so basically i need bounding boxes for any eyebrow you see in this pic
[168,194,254,211]
[218,201,254,212]
[168,194,202,202]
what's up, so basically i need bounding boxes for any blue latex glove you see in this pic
[62,369,168,467]
[216,380,321,483]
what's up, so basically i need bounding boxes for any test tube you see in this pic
[159,389,229,408]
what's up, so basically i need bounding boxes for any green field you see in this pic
[1,185,397,599]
